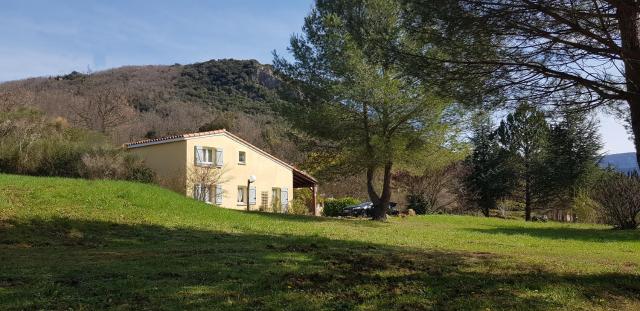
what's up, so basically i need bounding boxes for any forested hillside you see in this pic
[0,59,370,198]
[0,59,301,163]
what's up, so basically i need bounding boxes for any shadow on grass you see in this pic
[1,217,639,310]
[245,210,386,227]
[467,225,640,242]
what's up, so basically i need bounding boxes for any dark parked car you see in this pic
[341,202,398,217]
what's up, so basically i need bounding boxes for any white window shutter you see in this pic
[215,148,224,167]
[204,186,211,203]
[249,186,257,205]
[281,188,288,213]
[193,185,200,200]
[215,185,223,205]
[194,146,202,165]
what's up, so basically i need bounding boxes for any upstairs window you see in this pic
[195,146,214,166]
[238,151,246,164]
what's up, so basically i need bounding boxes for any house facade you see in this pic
[125,130,318,214]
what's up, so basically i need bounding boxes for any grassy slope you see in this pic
[1,174,639,310]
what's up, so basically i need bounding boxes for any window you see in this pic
[271,188,281,212]
[215,185,223,205]
[195,146,214,166]
[238,151,246,164]
[237,186,247,205]
[193,184,211,203]
[281,188,289,213]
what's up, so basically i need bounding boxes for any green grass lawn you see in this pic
[1,174,639,310]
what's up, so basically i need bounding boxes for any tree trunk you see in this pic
[371,162,393,221]
[366,167,380,206]
[525,175,532,221]
[630,101,640,168]
[618,4,640,169]
[481,205,490,217]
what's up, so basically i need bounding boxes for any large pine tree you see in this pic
[273,0,462,220]
[496,104,549,221]
[401,0,640,170]
[547,110,603,206]
[465,114,513,216]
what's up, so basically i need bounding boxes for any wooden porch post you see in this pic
[311,185,318,216]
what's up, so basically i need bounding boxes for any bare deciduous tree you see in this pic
[592,173,640,229]
[71,88,135,134]
[186,165,230,203]
[393,164,460,214]
[0,88,35,112]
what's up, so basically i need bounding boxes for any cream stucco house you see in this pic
[125,129,318,214]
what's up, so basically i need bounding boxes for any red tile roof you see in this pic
[124,129,226,147]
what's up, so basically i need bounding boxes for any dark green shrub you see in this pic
[123,156,155,183]
[322,197,360,217]
[290,188,312,215]
[407,194,428,215]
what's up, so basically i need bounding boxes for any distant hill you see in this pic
[599,152,638,174]
[0,59,303,164]
[0,59,285,115]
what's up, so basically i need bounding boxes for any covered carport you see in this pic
[292,168,319,216]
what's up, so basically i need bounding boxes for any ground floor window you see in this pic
[237,186,247,205]
[271,188,281,212]
[193,184,211,203]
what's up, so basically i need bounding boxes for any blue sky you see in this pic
[0,0,633,153]
[0,0,314,78]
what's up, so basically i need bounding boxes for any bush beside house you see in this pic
[322,197,360,217]
[0,108,153,182]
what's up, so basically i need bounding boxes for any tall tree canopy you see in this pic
[274,0,463,220]
[400,0,640,167]
[467,104,602,220]
[547,110,603,205]
[465,113,513,217]
[496,104,549,221]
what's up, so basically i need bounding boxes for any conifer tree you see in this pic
[465,114,513,216]
[496,104,549,221]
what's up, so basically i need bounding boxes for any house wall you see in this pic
[128,140,187,193]
[184,134,293,211]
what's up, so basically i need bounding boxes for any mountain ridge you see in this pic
[599,152,638,174]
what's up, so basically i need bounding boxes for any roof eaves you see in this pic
[124,129,226,148]
[293,167,318,183]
